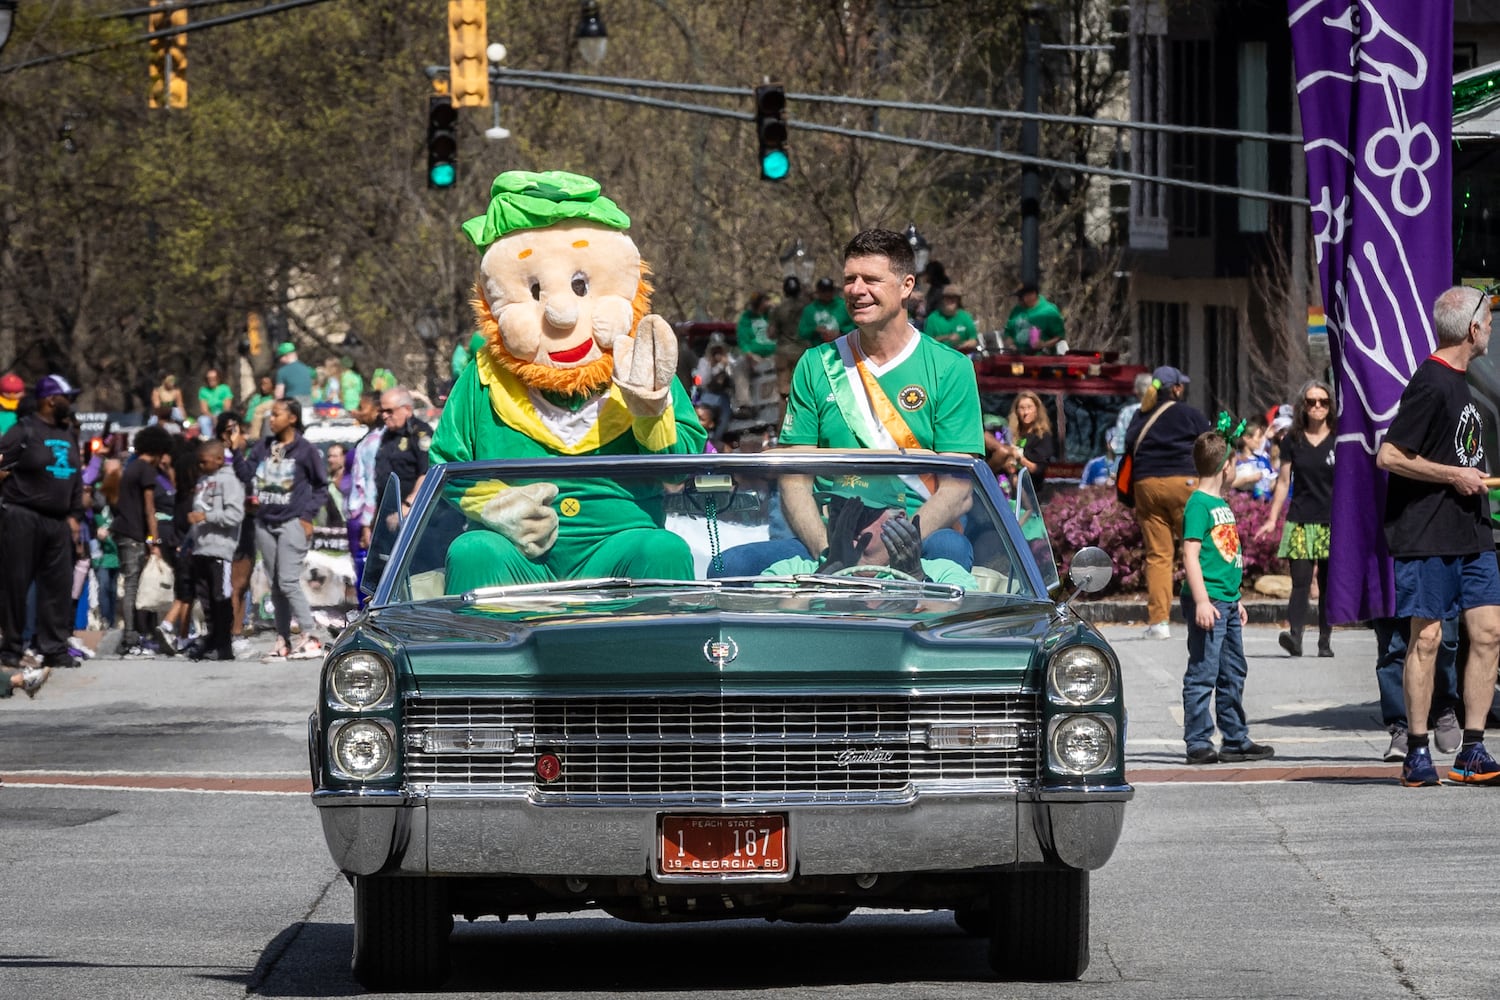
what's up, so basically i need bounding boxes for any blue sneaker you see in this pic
[1401,746,1440,787]
[1448,741,1500,784]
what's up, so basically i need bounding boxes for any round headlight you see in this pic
[1047,646,1115,706]
[332,720,395,779]
[1049,715,1115,774]
[329,652,393,710]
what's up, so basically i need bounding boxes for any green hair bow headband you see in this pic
[1215,411,1247,441]
[461,170,631,251]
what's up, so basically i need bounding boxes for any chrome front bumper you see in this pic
[314,784,1132,878]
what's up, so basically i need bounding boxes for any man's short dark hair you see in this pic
[842,229,915,278]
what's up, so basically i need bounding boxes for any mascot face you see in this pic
[478,222,643,369]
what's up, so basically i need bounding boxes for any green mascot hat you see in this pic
[461,170,631,251]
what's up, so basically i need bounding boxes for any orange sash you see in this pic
[851,339,936,495]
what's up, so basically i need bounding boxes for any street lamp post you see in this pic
[779,239,814,286]
[0,1,18,56]
[576,1,608,66]
[903,223,931,275]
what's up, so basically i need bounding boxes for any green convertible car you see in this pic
[309,449,1131,991]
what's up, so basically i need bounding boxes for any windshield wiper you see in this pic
[717,573,964,600]
[462,578,722,603]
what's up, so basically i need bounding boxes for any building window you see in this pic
[1168,38,1213,239]
[1138,300,1187,378]
[1129,0,1168,250]
[1238,42,1269,233]
[1203,306,1239,415]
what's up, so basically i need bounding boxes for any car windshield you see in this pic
[370,451,1056,610]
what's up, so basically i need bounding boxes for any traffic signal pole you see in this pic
[1020,6,1042,290]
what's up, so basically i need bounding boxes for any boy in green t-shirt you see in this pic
[1180,429,1274,767]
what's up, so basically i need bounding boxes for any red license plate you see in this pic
[658,814,787,876]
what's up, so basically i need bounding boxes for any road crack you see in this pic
[1247,788,1428,1000]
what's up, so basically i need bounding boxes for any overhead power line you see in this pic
[493,69,1308,206]
[0,0,341,73]
[99,0,268,20]
[494,67,1306,145]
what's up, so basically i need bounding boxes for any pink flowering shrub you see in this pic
[1043,486,1286,595]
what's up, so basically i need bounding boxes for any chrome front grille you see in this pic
[403,694,1039,802]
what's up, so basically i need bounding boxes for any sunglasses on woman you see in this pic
[1304,397,1329,408]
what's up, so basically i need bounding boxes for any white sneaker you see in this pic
[1142,622,1171,640]
[19,665,51,698]
[231,637,253,658]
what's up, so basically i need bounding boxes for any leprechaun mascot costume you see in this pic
[431,170,706,591]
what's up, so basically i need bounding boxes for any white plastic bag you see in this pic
[137,553,176,612]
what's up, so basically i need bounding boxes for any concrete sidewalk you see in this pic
[1101,622,1399,779]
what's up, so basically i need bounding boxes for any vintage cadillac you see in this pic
[309,450,1131,990]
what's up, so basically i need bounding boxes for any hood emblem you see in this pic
[703,636,739,667]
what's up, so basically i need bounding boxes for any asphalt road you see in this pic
[4,623,1496,999]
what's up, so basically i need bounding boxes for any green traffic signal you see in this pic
[761,150,789,181]
[426,95,458,191]
[429,163,456,188]
[754,84,789,183]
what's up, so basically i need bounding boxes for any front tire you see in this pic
[987,869,1089,981]
[351,875,453,991]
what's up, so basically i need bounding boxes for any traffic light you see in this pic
[427,95,458,189]
[754,84,789,182]
[147,0,188,110]
[448,0,489,107]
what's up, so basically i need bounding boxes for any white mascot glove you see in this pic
[479,482,560,559]
[612,314,678,417]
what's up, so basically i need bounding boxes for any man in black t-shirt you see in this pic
[0,375,84,670]
[1377,285,1500,787]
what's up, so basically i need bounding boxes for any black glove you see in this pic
[815,496,877,573]
[880,512,926,579]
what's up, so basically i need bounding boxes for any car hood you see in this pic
[359,594,1059,693]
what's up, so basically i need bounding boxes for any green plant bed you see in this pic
[1046,486,1287,595]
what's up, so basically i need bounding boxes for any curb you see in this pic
[1075,600,1287,625]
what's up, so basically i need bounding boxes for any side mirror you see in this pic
[1066,546,1113,596]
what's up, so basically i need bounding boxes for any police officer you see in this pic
[0,374,85,670]
[373,386,432,514]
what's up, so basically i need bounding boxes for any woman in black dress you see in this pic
[1256,379,1336,657]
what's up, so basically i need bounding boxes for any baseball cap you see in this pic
[942,285,963,300]
[1015,281,1039,296]
[815,277,836,293]
[782,276,802,298]
[276,341,296,357]
[0,373,23,394]
[1152,365,1189,388]
[35,374,82,399]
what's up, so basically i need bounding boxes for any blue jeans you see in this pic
[1373,616,1460,729]
[709,527,975,578]
[1181,596,1250,752]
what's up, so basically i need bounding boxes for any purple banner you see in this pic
[1288,0,1453,623]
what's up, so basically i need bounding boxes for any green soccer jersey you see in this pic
[1182,489,1242,603]
[923,309,978,349]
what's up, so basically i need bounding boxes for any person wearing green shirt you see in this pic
[273,343,316,402]
[736,292,774,358]
[922,285,979,352]
[797,277,856,345]
[711,229,983,578]
[1002,282,1066,354]
[339,360,364,412]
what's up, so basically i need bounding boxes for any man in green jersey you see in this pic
[1002,282,1066,354]
[922,285,979,352]
[712,228,984,576]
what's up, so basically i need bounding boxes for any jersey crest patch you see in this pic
[898,385,927,411]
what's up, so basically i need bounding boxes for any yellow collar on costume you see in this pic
[0,396,16,411]
[475,348,632,454]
